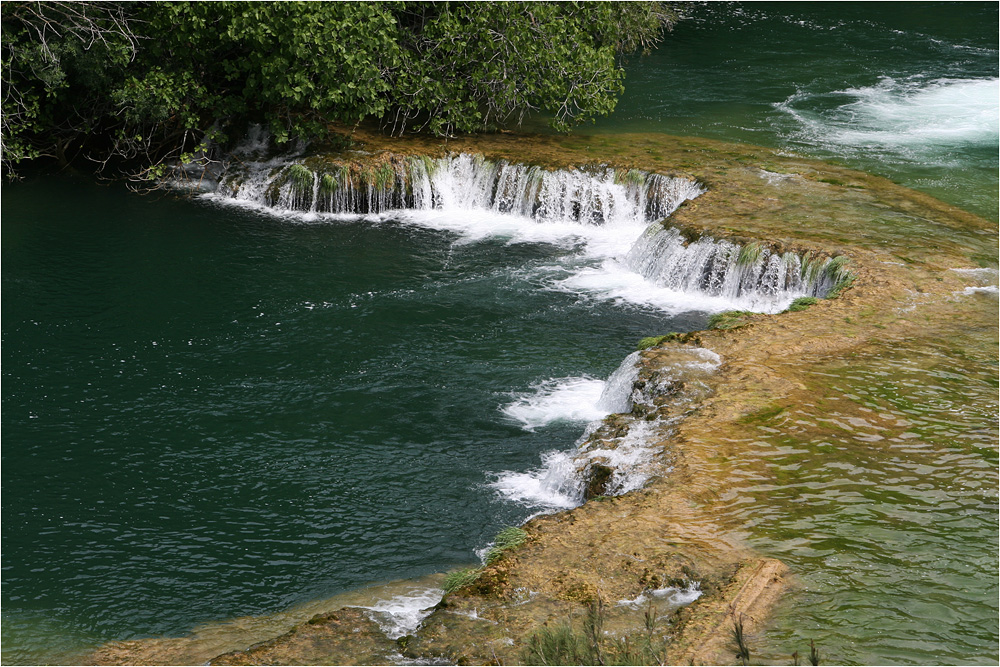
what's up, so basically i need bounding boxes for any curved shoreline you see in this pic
[88,130,997,665]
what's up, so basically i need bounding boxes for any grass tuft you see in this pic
[732,614,751,666]
[520,598,667,666]
[444,526,528,595]
[736,242,765,267]
[636,333,678,350]
[825,273,855,299]
[319,172,337,194]
[443,567,481,594]
[285,163,313,192]
[707,310,754,331]
[484,527,528,565]
[785,296,819,313]
[614,168,647,187]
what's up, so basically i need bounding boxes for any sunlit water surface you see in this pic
[719,297,998,664]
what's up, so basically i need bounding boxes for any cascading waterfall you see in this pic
[490,346,722,509]
[212,152,847,313]
[215,153,705,225]
[212,151,852,506]
[625,224,851,312]
[595,351,642,414]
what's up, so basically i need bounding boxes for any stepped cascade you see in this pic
[216,153,704,224]
[213,153,849,311]
[625,225,851,310]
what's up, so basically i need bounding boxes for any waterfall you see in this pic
[595,351,641,414]
[211,152,849,312]
[215,154,705,225]
[490,345,722,509]
[625,224,850,311]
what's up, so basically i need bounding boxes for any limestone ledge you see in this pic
[89,128,996,666]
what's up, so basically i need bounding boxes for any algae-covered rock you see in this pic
[210,607,397,666]
[582,462,614,500]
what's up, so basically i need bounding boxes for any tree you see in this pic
[1,1,142,171]
[1,1,681,180]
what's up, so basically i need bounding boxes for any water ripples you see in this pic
[722,317,998,664]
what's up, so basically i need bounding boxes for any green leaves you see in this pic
[3,1,678,177]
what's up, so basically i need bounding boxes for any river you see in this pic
[2,3,997,665]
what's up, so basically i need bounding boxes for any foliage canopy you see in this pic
[1,1,680,178]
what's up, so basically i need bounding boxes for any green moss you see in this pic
[285,163,313,192]
[613,168,646,187]
[785,296,819,313]
[319,172,337,194]
[441,526,527,596]
[583,464,614,501]
[739,405,786,423]
[818,255,855,299]
[736,242,765,267]
[373,162,396,190]
[636,333,678,350]
[823,256,853,286]
[707,310,755,331]
[676,223,703,245]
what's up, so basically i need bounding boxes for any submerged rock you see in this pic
[582,462,614,500]
[210,608,397,666]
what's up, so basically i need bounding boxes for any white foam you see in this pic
[502,377,609,431]
[779,77,999,154]
[231,123,273,157]
[622,225,841,312]
[618,581,702,610]
[679,347,722,369]
[491,347,720,511]
[949,267,998,296]
[489,419,672,510]
[584,419,666,496]
[554,260,789,314]
[488,450,585,510]
[361,586,443,639]
[950,267,999,284]
[501,351,646,433]
[396,207,622,252]
[961,285,999,295]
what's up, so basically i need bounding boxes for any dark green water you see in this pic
[1,178,707,662]
[3,3,998,665]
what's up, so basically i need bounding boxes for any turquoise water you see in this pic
[2,3,998,665]
[722,313,999,665]
[595,1,999,219]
